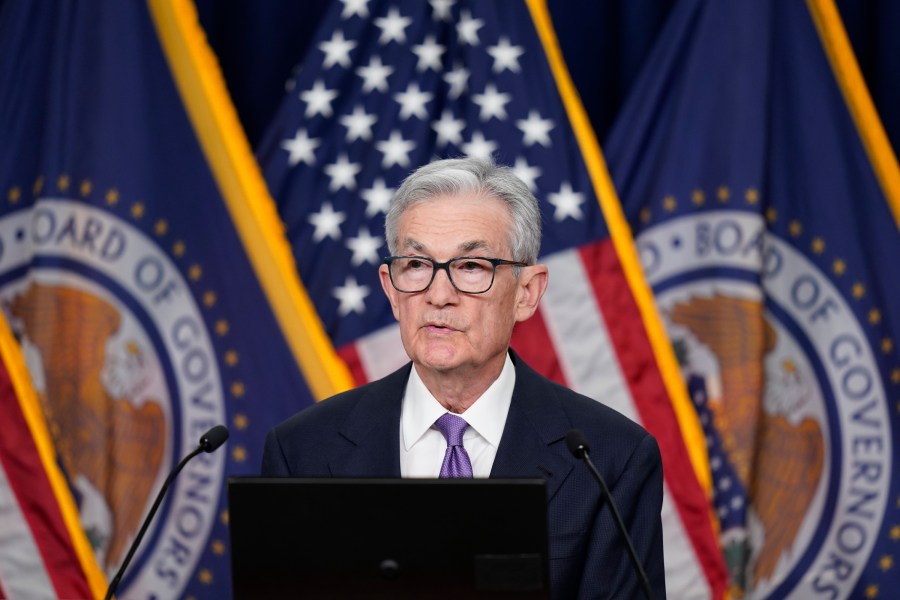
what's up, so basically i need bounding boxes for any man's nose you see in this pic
[425,265,458,305]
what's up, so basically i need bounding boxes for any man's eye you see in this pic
[406,259,428,269]
[458,261,486,272]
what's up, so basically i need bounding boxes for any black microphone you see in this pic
[565,429,655,600]
[105,425,229,600]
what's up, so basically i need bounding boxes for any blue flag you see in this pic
[0,1,344,597]
[606,0,900,597]
[256,0,727,595]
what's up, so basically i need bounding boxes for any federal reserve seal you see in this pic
[0,197,226,598]
[637,210,890,598]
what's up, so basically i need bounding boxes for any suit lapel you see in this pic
[327,353,575,496]
[491,352,574,502]
[329,364,411,477]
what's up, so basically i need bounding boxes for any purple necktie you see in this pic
[434,413,473,478]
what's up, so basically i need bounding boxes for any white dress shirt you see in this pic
[399,354,515,478]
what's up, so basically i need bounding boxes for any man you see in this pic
[262,157,666,598]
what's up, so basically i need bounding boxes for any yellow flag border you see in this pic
[524,0,713,493]
[0,314,108,599]
[807,0,900,229]
[147,0,354,400]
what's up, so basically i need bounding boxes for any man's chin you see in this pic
[413,345,464,372]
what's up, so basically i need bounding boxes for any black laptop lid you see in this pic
[228,477,550,599]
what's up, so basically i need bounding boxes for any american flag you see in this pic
[256,0,726,596]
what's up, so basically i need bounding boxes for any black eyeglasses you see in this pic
[384,256,529,294]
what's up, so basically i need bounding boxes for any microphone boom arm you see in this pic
[104,425,228,600]
[567,429,655,600]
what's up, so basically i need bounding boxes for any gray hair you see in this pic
[384,157,542,264]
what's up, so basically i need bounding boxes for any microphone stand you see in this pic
[568,431,655,600]
[105,426,228,599]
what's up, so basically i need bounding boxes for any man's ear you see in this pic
[379,264,401,321]
[514,264,549,323]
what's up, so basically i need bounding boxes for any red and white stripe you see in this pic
[0,355,98,599]
[339,239,725,599]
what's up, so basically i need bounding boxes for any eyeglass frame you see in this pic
[383,255,530,294]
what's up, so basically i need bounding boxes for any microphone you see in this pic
[565,429,655,600]
[105,425,229,600]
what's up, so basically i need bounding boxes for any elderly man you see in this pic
[262,157,665,598]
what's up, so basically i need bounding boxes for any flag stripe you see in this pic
[582,237,728,597]
[525,0,726,595]
[510,303,567,387]
[146,0,354,400]
[0,472,58,598]
[353,323,406,383]
[0,383,76,598]
[541,247,636,419]
[337,342,367,387]
[524,0,713,496]
[0,436,58,599]
[659,486,711,599]
[0,313,105,599]
[806,0,900,226]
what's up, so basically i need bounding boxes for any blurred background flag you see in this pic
[0,311,104,600]
[256,0,727,596]
[0,1,348,598]
[605,0,900,597]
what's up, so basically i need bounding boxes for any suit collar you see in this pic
[329,351,575,499]
[329,363,411,477]
[490,350,575,500]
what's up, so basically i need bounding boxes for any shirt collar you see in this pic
[401,353,515,451]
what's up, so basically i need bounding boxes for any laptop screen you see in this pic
[228,477,550,599]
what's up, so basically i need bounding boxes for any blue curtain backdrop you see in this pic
[194,0,900,154]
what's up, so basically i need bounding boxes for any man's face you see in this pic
[379,193,546,377]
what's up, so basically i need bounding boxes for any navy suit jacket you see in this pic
[262,351,666,599]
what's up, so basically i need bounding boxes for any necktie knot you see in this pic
[434,412,468,446]
[434,413,473,478]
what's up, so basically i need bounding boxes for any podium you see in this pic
[228,478,551,599]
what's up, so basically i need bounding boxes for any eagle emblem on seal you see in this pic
[669,293,824,590]
[10,282,166,571]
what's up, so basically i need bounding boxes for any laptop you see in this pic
[228,477,550,599]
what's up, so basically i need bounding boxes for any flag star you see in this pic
[443,63,470,100]
[512,156,542,191]
[339,0,369,19]
[457,9,484,46]
[516,110,554,147]
[472,84,511,121]
[280,128,320,166]
[308,201,347,242]
[429,0,455,21]
[346,226,384,266]
[432,110,465,147]
[461,131,497,159]
[340,105,377,142]
[548,182,585,221]
[376,130,416,168]
[356,56,394,93]
[324,154,362,191]
[361,178,395,217]
[487,37,525,73]
[375,7,412,45]
[318,30,357,69]
[394,83,433,120]
[300,80,339,118]
[333,276,370,316]
[412,35,446,72]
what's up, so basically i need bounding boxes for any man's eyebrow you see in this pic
[458,240,490,254]
[403,238,492,255]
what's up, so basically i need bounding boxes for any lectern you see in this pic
[228,477,550,599]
